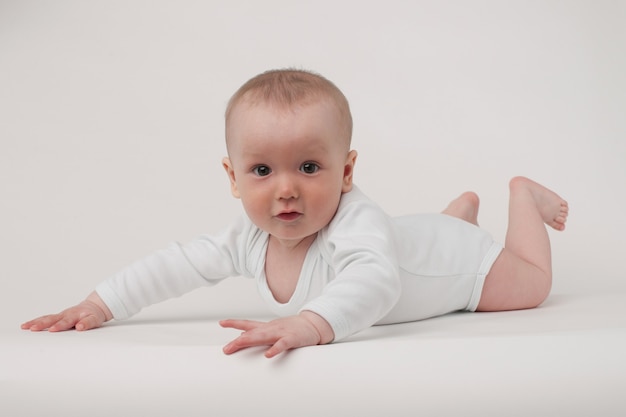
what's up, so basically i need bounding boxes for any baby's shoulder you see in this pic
[335,185,381,213]
[322,186,392,240]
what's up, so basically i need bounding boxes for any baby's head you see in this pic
[222,69,357,244]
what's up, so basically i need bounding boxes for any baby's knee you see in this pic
[528,276,552,308]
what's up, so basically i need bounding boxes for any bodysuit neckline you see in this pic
[256,233,320,315]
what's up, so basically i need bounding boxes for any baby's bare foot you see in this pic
[510,176,568,231]
[442,191,480,226]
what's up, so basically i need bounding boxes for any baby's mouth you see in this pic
[276,212,302,222]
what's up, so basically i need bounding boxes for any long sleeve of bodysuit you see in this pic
[95,215,259,320]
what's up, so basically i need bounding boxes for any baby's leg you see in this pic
[477,177,568,311]
[441,191,480,226]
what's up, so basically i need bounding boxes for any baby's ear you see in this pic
[342,150,358,192]
[222,157,240,199]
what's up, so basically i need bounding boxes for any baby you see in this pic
[22,69,569,358]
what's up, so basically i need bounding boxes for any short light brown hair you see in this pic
[225,69,353,146]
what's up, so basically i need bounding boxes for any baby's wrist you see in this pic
[300,310,335,345]
[85,291,113,322]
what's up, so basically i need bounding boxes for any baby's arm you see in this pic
[220,311,334,358]
[21,291,113,332]
[21,216,253,333]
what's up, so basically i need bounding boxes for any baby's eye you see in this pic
[300,162,320,174]
[252,165,272,177]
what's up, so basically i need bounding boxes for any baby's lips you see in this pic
[276,212,302,221]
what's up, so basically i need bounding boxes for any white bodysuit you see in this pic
[96,186,503,342]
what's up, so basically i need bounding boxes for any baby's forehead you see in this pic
[225,93,352,150]
[225,98,350,153]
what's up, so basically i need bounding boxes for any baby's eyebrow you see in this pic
[235,145,271,160]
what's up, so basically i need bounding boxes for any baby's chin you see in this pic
[267,230,320,247]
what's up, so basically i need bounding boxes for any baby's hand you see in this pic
[21,291,112,332]
[220,311,334,358]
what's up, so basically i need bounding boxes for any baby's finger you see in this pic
[20,319,39,330]
[265,337,295,358]
[48,316,80,332]
[223,336,256,354]
[75,314,102,331]
[21,315,61,331]
[223,330,277,355]
[219,319,265,332]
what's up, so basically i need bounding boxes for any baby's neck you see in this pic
[264,234,317,304]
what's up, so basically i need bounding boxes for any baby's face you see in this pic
[223,99,356,247]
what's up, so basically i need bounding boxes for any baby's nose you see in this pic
[276,174,299,199]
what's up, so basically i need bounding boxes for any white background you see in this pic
[1,0,625,332]
[2,2,626,416]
